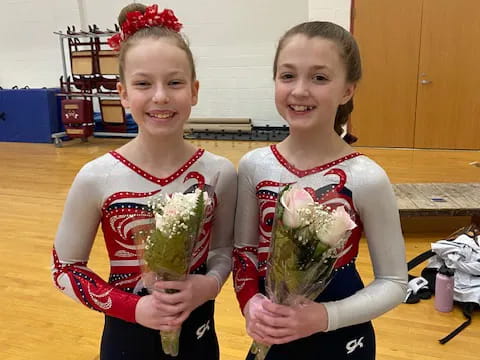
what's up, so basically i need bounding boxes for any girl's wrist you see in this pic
[205,274,221,299]
[312,302,329,332]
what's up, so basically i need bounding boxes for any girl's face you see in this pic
[117,37,199,138]
[274,34,354,133]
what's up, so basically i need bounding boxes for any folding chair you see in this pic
[99,98,127,133]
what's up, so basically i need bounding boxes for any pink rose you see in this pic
[280,186,314,228]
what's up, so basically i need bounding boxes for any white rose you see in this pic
[316,206,356,247]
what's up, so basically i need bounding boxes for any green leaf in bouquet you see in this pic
[267,226,305,303]
[312,239,329,261]
[144,231,190,276]
[274,184,291,223]
[190,188,205,236]
[270,229,298,278]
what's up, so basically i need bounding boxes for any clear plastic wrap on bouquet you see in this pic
[134,183,215,357]
[251,184,356,360]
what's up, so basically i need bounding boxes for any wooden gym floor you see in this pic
[0,138,478,360]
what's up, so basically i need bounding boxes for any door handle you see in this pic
[0,112,5,121]
[420,79,432,85]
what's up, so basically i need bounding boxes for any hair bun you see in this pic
[118,3,147,27]
[108,4,183,51]
[343,132,358,144]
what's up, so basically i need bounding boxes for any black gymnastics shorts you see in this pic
[246,321,375,360]
[100,299,219,360]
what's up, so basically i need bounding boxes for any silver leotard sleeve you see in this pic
[323,163,408,331]
[205,156,238,291]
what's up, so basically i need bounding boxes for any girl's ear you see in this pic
[340,83,356,105]
[191,80,200,106]
[117,82,130,109]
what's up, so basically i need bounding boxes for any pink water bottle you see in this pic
[434,265,454,312]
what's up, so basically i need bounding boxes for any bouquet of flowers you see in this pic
[252,184,357,360]
[136,187,212,357]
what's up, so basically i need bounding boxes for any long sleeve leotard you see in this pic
[233,145,407,331]
[52,149,237,324]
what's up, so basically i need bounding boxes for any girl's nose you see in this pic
[291,80,309,97]
[152,86,169,104]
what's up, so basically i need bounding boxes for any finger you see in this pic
[247,319,263,336]
[154,280,186,292]
[262,301,293,317]
[247,326,270,345]
[148,317,180,331]
[151,300,184,315]
[168,311,190,327]
[256,321,293,338]
[153,290,187,306]
[161,315,179,323]
[255,311,292,328]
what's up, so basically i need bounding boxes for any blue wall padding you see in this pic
[0,88,64,143]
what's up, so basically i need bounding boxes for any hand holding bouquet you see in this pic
[252,184,356,360]
[136,188,212,357]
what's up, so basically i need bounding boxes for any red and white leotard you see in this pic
[52,148,237,324]
[233,145,407,331]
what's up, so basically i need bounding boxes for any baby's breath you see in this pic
[295,204,337,244]
[148,189,205,238]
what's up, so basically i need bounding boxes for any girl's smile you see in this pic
[288,104,317,114]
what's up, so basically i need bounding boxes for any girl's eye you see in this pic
[134,81,150,87]
[169,80,185,87]
[313,74,328,82]
[279,73,295,81]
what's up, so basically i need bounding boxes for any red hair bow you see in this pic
[108,4,182,50]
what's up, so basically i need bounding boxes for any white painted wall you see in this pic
[0,0,351,126]
[309,0,351,30]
